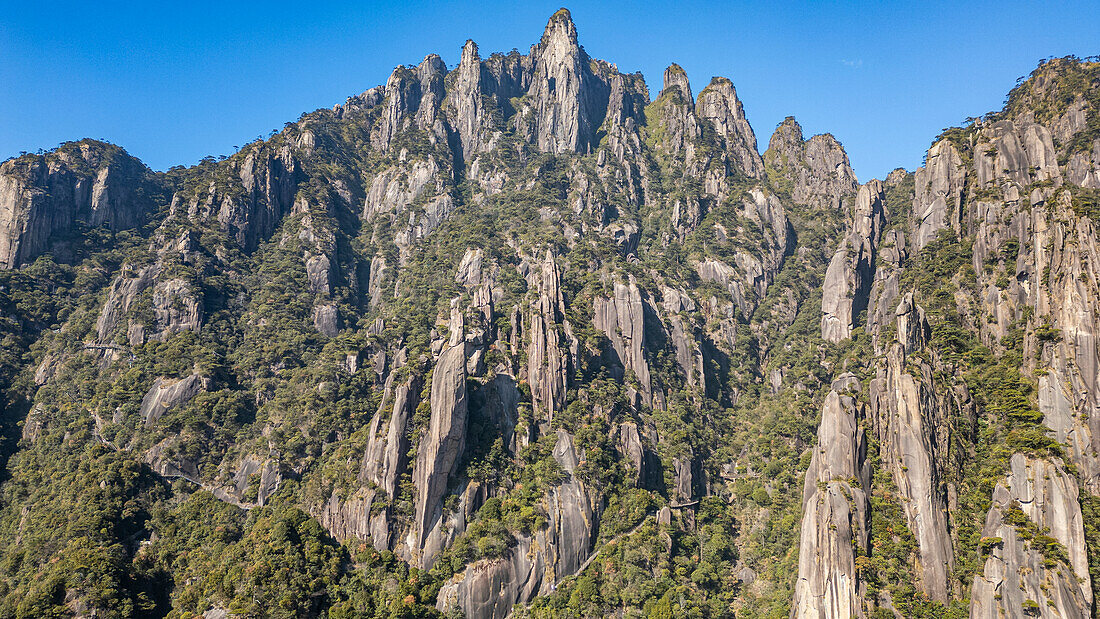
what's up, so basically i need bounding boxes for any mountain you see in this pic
[1,8,1099,618]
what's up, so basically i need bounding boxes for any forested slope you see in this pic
[1,9,1099,619]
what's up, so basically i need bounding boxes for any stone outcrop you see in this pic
[413,342,469,567]
[363,158,446,221]
[316,349,417,549]
[455,248,485,288]
[969,455,1092,619]
[437,430,594,619]
[140,375,206,427]
[696,77,766,179]
[651,66,702,161]
[594,276,654,406]
[647,65,771,246]
[524,251,575,419]
[361,154,455,262]
[973,119,1062,190]
[312,304,338,337]
[792,382,870,619]
[661,287,705,389]
[1029,193,1100,491]
[912,139,965,251]
[153,279,203,335]
[764,117,857,210]
[363,373,415,500]
[223,456,281,506]
[172,144,301,253]
[865,227,908,339]
[96,265,159,342]
[375,55,448,151]
[449,40,492,161]
[869,298,952,601]
[521,9,608,154]
[0,141,162,268]
[692,189,789,319]
[615,421,651,486]
[821,180,887,342]
[436,533,546,619]
[662,64,693,104]
[227,147,302,250]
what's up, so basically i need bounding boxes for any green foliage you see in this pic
[0,442,166,618]
[2,40,1098,619]
[521,498,742,618]
[1069,187,1100,220]
[171,504,344,617]
[863,440,953,617]
[1000,57,1100,133]
[1079,494,1100,605]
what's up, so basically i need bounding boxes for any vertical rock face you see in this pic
[764,117,857,210]
[451,40,489,161]
[649,64,766,195]
[970,455,1092,619]
[1065,136,1100,188]
[413,342,469,567]
[368,255,388,309]
[525,251,574,419]
[154,279,204,335]
[615,421,650,486]
[545,429,596,577]
[692,188,790,319]
[318,351,416,550]
[792,385,870,619]
[363,158,444,221]
[695,77,766,179]
[870,304,953,601]
[95,265,158,342]
[413,55,448,133]
[364,377,414,499]
[912,139,965,251]
[0,141,162,268]
[596,71,651,233]
[227,147,302,250]
[662,63,693,104]
[364,156,456,263]
[864,222,908,339]
[524,9,607,154]
[821,180,887,342]
[376,55,449,151]
[594,276,656,406]
[661,286,705,388]
[972,120,1062,190]
[436,536,546,619]
[651,64,701,162]
[1026,193,1100,491]
[95,261,205,346]
[436,430,594,619]
[363,352,413,490]
[139,375,206,427]
[170,141,302,256]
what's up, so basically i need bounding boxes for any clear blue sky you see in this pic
[2,1,1098,181]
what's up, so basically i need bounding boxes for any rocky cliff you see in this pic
[792,381,870,618]
[969,455,1091,618]
[2,11,1100,619]
[0,140,166,268]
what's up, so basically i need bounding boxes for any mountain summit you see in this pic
[0,10,1099,619]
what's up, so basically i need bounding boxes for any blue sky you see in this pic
[2,1,1098,181]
